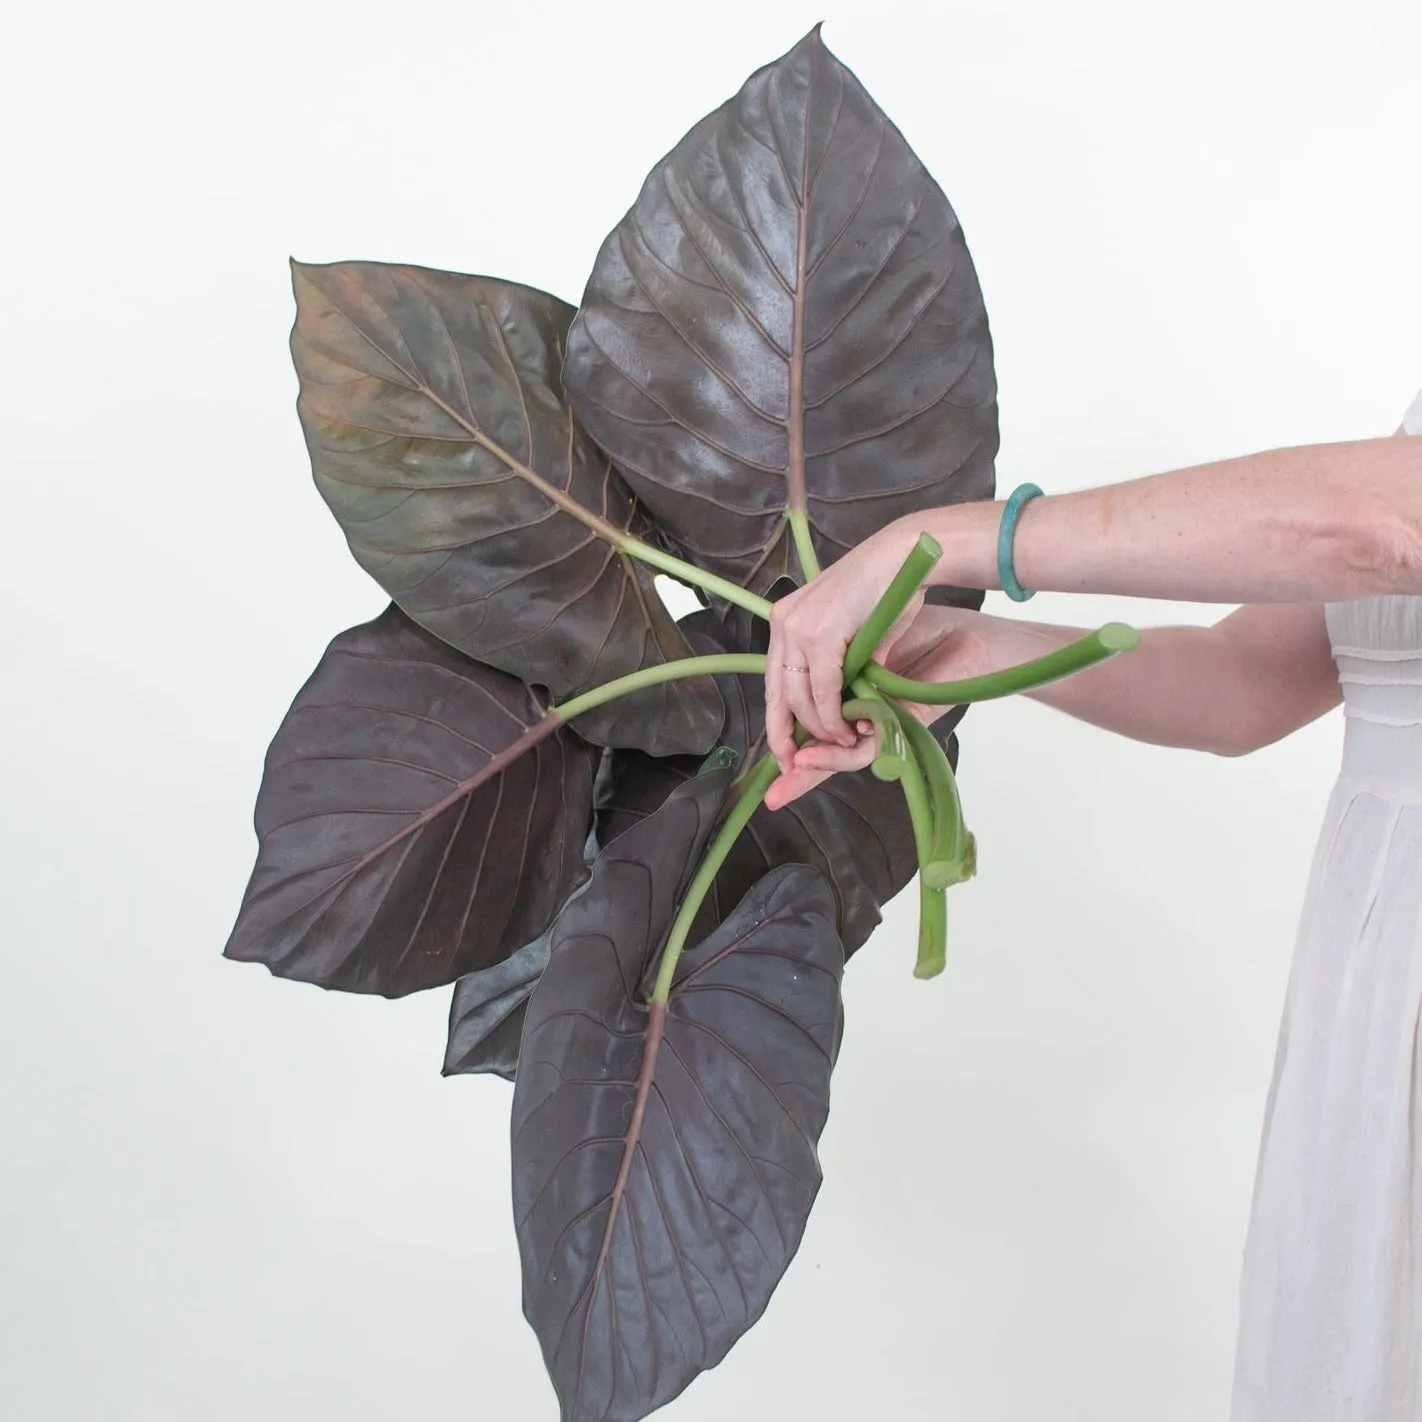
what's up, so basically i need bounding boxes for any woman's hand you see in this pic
[765,518,924,772]
[763,603,993,811]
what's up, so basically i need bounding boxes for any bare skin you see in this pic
[763,423,1421,811]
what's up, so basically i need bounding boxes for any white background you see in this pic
[4,1,1421,1419]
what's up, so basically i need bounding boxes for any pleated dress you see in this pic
[1230,389,1422,1420]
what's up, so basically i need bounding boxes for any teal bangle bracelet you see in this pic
[997,483,1043,602]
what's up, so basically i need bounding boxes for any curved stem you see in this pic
[915,886,948,980]
[873,727,949,979]
[864,623,1138,705]
[887,740,934,861]
[622,535,773,621]
[787,508,822,581]
[650,754,782,1004]
[552,652,766,724]
[840,696,904,765]
[846,676,908,781]
[843,533,942,683]
[886,699,971,890]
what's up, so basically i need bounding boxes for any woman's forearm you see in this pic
[912,604,1339,756]
[912,435,1422,605]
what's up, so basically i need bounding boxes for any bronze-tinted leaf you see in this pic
[290,259,721,756]
[595,603,964,956]
[512,771,843,1422]
[564,25,997,594]
[224,605,598,998]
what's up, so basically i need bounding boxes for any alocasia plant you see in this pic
[226,27,1136,1421]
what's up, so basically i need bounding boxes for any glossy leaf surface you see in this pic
[290,259,721,755]
[442,933,549,1082]
[225,606,597,997]
[512,772,843,1422]
[564,25,997,593]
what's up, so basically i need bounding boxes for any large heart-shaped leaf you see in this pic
[513,771,844,1422]
[289,259,722,757]
[563,25,997,594]
[595,602,964,956]
[224,605,598,997]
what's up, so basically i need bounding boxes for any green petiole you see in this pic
[842,533,942,684]
[649,754,782,1004]
[840,695,906,777]
[842,678,903,783]
[622,535,774,622]
[787,508,822,582]
[872,731,949,980]
[915,884,948,981]
[864,623,1138,704]
[885,699,973,890]
[552,653,766,724]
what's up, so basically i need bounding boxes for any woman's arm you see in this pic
[917,433,1422,605]
[766,602,1341,808]
[973,602,1340,755]
[765,423,1421,770]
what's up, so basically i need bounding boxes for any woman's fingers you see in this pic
[808,656,854,747]
[769,597,844,761]
[771,590,855,750]
[793,736,876,774]
[782,665,836,747]
[764,763,834,811]
[764,608,798,773]
[765,730,876,811]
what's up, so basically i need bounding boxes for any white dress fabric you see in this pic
[1230,391,1422,1420]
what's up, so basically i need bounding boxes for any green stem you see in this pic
[623,535,774,621]
[846,677,906,782]
[887,741,934,861]
[873,726,949,979]
[916,886,948,980]
[552,653,766,724]
[650,754,782,1004]
[787,508,822,581]
[864,623,1139,705]
[840,696,904,765]
[842,533,943,683]
[887,699,972,890]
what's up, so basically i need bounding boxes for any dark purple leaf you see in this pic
[224,605,598,998]
[591,744,700,849]
[513,771,843,1422]
[563,25,997,595]
[442,933,549,1082]
[289,259,722,757]
[443,830,599,1081]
